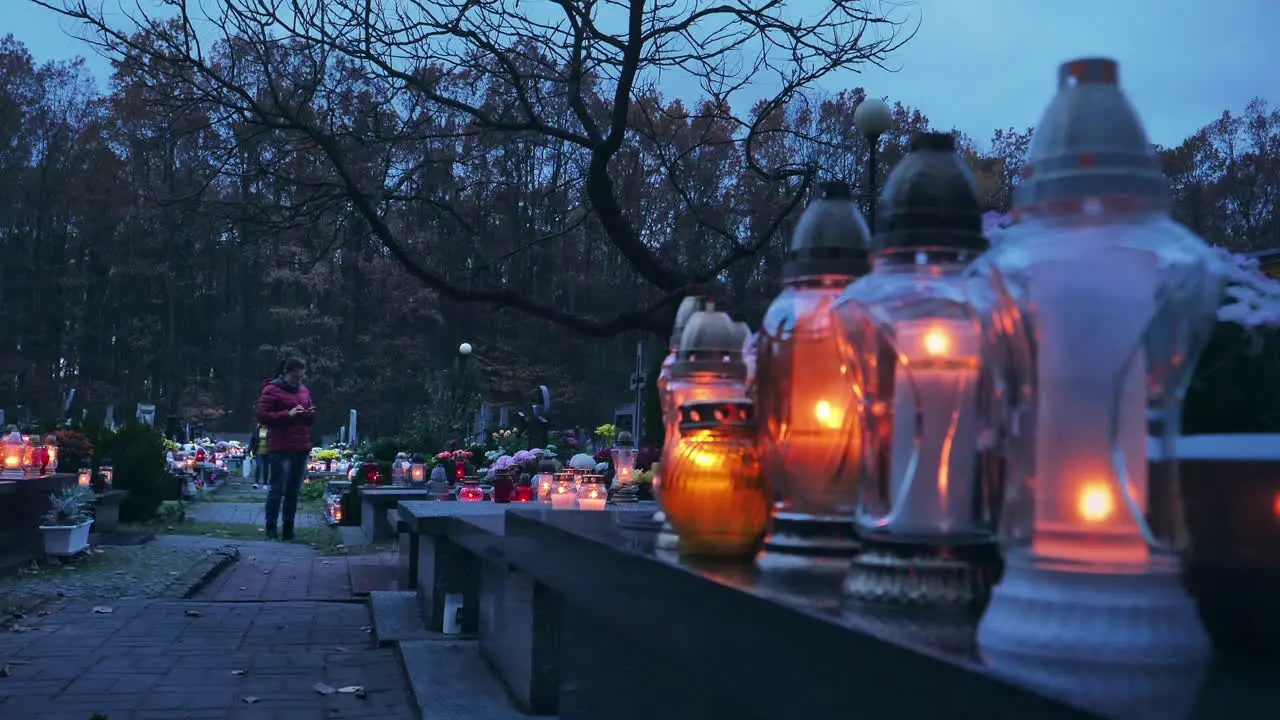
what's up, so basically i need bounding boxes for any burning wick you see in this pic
[1078,482,1114,523]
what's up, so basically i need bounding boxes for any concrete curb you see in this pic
[165,544,241,599]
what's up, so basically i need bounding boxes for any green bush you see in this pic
[98,422,169,522]
[157,500,187,524]
[368,437,412,462]
[299,478,327,502]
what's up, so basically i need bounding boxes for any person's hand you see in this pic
[288,405,305,417]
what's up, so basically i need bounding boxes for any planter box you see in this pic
[40,519,93,557]
[1172,434,1280,662]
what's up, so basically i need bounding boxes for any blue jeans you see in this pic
[265,450,308,529]
[254,454,269,485]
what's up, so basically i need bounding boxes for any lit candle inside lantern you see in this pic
[458,482,485,502]
[411,463,426,482]
[1027,251,1155,566]
[760,291,865,519]
[535,472,554,499]
[550,475,578,509]
[885,319,980,534]
[78,468,92,487]
[578,483,607,511]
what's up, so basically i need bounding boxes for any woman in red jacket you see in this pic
[255,357,316,540]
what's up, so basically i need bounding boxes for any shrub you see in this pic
[157,500,187,524]
[368,437,412,462]
[99,422,169,522]
[53,429,94,472]
[300,478,327,502]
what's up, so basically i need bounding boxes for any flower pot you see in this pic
[40,519,93,557]
[1174,434,1280,662]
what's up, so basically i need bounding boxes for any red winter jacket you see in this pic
[255,378,315,453]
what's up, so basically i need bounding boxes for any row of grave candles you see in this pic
[1,430,59,476]
[641,57,1218,697]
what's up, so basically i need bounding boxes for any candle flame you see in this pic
[813,400,844,430]
[1077,483,1114,523]
[1272,491,1280,520]
[923,327,952,357]
[692,451,718,469]
[3,455,18,468]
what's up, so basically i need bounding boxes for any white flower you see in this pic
[1211,248,1280,328]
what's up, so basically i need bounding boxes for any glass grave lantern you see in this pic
[577,479,607,511]
[657,295,717,436]
[657,309,750,547]
[550,472,578,509]
[661,398,769,557]
[653,294,714,525]
[458,479,485,502]
[78,464,93,488]
[2,428,27,478]
[533,460,556,500]
[98,460,115,491]
[410,454,427,484]
[973,59,1218,713]
[610,431,637,489]
[44,435,58,473]
[756,180,872,587]
[833,132,1002,622]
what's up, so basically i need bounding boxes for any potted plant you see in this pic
[40,485,96,556]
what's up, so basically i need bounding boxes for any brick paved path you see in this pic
[187,501,323,528]
[0,540,415,719]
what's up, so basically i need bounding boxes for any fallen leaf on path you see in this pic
[314,682,336,695]
[242,696,260,704]
[333,646,349,653]
[0,665,10,677]
[231,669,247,676]
[36,611,49,617]
[9,625,35,633]
[360,626,372,632]
[337,685,364,694]
[92,606,113,614]
[184,610,203,618]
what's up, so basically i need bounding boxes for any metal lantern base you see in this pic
[756,513,859,595]
[844,535,1002,613]
[611,483,639,504]
[977,550,1210,718]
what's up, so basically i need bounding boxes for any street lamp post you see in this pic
[456,342,474,441]
[853,97,895,233]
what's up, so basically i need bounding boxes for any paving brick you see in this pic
[0,542,415,720]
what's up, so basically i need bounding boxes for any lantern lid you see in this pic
[615,431,634,448]
[670,294,715,349]
[672,310,747,379]
[677,398,754,432]
[537,459,557,473]
[1013,58,1169,214]
[411,453,425,462]
[783,181,871,282]
[875,132,988,254]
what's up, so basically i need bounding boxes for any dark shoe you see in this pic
[265,525,278,540]
[281,522,295,542]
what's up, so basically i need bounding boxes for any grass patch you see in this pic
[125,518,346,555]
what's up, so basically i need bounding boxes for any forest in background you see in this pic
[1,2,1277,442]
